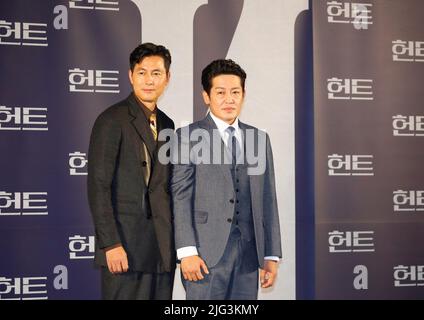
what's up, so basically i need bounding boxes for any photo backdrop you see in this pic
[0,0,307,300]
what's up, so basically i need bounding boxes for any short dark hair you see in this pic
[201,59,247,95]
[129,42,171,73]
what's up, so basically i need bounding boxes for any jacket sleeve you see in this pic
[87,112,122,249]
[170,127,197,250]
[263,133,283,258]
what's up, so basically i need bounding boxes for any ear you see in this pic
[165,71,171,85]
[202,90,210,105]
[128,69,134,86]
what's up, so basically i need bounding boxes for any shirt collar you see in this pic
[209,110,240,135]
[133,92,157,120]
[209,111,242,146]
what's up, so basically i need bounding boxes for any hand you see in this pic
[181,255,209,281]
[105,244,129,274]
[260,260,278,288]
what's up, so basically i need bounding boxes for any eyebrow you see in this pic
[135,67,164,72]
[214,87,242,90]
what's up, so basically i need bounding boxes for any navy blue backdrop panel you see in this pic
[295,5,314,300]
[313,0,424,299]
[0,0,140,299]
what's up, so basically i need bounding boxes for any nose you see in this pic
[145,73,154,85]
[225,92,234,103]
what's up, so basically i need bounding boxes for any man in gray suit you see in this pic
[171,59,282,300]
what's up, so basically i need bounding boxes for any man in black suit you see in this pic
[87,43,175,300]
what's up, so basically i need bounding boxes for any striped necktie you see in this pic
[149,113,157,140]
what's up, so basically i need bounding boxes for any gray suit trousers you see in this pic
[182,228,259,300]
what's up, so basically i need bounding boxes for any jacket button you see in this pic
[229,199,234,203]
[142,161,147,167]
[227,218,232,223]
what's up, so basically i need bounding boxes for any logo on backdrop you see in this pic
[353,265,368,290]
[68,68,119,93]
[392,40,424,63]
[0,265,68,300]
[69,152,88,176]
[69,0,119,11]
[327,1,373,29]
[0,20,48,47]
[0,192,48,216]
[327,78,373,100]
[0,106,48,131]
[394,265,424,287]
[392,115,424,137]
[393,190,424,212]
[69,235,95,260]
[328,154,374,176]
[328,230,375,253]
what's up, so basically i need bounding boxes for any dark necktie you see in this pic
[226,126,238,165]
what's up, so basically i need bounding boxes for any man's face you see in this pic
[128,55,169,109]
[202,74,244,125]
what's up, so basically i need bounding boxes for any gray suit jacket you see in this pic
[171,114,282,269]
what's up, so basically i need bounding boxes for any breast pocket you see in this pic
[194,210,208,224]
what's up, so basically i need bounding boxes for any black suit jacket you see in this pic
[87,93,175,273]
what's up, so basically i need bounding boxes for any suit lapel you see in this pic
[148,109,170,188]
[155,109,168,151]
[127,94,156,160]
[239,121,260,218]
[199,114,234,191]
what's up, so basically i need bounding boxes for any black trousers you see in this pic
[101,267,175,300]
